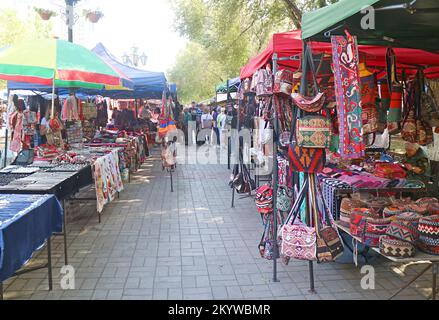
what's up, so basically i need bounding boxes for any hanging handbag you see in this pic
[255,184,273,214]
[255,68,273,97]
[310,177,344,263]
[279,180,317,261]
[401,79,417,142]
[273,69,295,96]
[288,145,325,173]
[296,115,331,149]
[291,47,326,113]
[277,185,293,212]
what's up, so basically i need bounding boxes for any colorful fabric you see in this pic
[0,39,125,89]
[93,150,124,213]
[331,35,365,159]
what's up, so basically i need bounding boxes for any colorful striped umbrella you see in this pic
[0,38,128,117]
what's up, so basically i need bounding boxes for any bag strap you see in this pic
[285,178,309,225]
[306,46,320,94]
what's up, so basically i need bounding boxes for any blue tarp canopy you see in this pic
[7,43,169,99]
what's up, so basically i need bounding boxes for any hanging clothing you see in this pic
[9,111,23,152]
[331,34,365,159]
[61,95,80,121]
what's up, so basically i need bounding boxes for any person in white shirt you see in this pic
[200,107,213,144]
[216,108,227,148]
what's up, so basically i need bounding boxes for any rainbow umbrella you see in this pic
[0,38,129,117]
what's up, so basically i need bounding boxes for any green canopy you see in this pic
[302,0,439,51]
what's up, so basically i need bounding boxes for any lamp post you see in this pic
[122,46,148,67]
[36,1,103,44]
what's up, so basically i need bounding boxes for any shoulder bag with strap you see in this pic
[291,47,326,113]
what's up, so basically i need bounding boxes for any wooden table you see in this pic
[335,222,439,300]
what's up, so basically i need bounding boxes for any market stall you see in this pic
[233,0,439,300]
[0,194,63,300]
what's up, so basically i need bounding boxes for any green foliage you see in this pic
[168,42,224,104]
[0,9,53,90]
[168,0,337,103]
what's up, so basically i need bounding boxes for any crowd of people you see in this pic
[179,101,231,148]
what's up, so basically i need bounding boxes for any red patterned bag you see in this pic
[288,145,325,173]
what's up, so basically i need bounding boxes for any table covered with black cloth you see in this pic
[0,194,63,283]
[0,170,89,200]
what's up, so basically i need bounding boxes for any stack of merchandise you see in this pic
[341,195,439,257]
[34,144,61,159]
[65,121,84,148]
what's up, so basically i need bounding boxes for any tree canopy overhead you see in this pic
[168,0,338,104]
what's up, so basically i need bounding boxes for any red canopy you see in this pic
[240,30,439,80]
[240,30,331,79]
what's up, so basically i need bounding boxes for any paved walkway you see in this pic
[2,147,434,300]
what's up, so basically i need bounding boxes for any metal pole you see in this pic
[62,199,69,266]
[433,263,438,301]
[47,237,53,291]
[3,129,8,168]
[66,0,74,43]
[272,54,279,283]
[300,43,316,293]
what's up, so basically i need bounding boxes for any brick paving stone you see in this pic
[2,150,432,300]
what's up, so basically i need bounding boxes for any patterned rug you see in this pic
[331,34,365,159]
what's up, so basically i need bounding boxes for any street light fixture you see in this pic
[36,0,102,43]
[122,46,148,67]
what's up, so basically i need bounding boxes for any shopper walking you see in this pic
[212,107,220,146]
[200,107,213,145]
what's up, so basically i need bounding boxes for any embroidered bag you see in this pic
[296,115,331,149]
[273,69,295,96]
[277,185,293,212]
[291,47,326,113]
[287,145,325,173]
[255,68,273,97]
[311,177,344,262]
[255,184,273,214]
[280,180,317,261]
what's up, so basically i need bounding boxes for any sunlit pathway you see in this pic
[2,146,433,300]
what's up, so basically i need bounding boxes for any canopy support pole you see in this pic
[300,42,316,294]
[51,75,55,119]
[272,53,280,283]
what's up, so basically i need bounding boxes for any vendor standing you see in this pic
[403,142,431,182]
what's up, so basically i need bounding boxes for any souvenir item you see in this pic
[380,236,415,258]
[417,215,439,255]
[363,217,391,247]
[387,85,403,134]
[255,184,273,214]
[255,68,273,97]
[274,69,295,96]
[288,145,325,173]
[277,186,293,212]
[281,222,317,261]
[291,47,325,113]
[94,150,124,213]
[331,34,365,159]
[312,178,344,262]
[296,116,331,149]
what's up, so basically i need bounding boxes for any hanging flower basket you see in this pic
[84,10,104,23]
[34,8,57,21]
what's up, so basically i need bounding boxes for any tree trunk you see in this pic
[281,0,302,29]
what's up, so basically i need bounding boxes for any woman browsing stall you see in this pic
[403,142,432,182]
